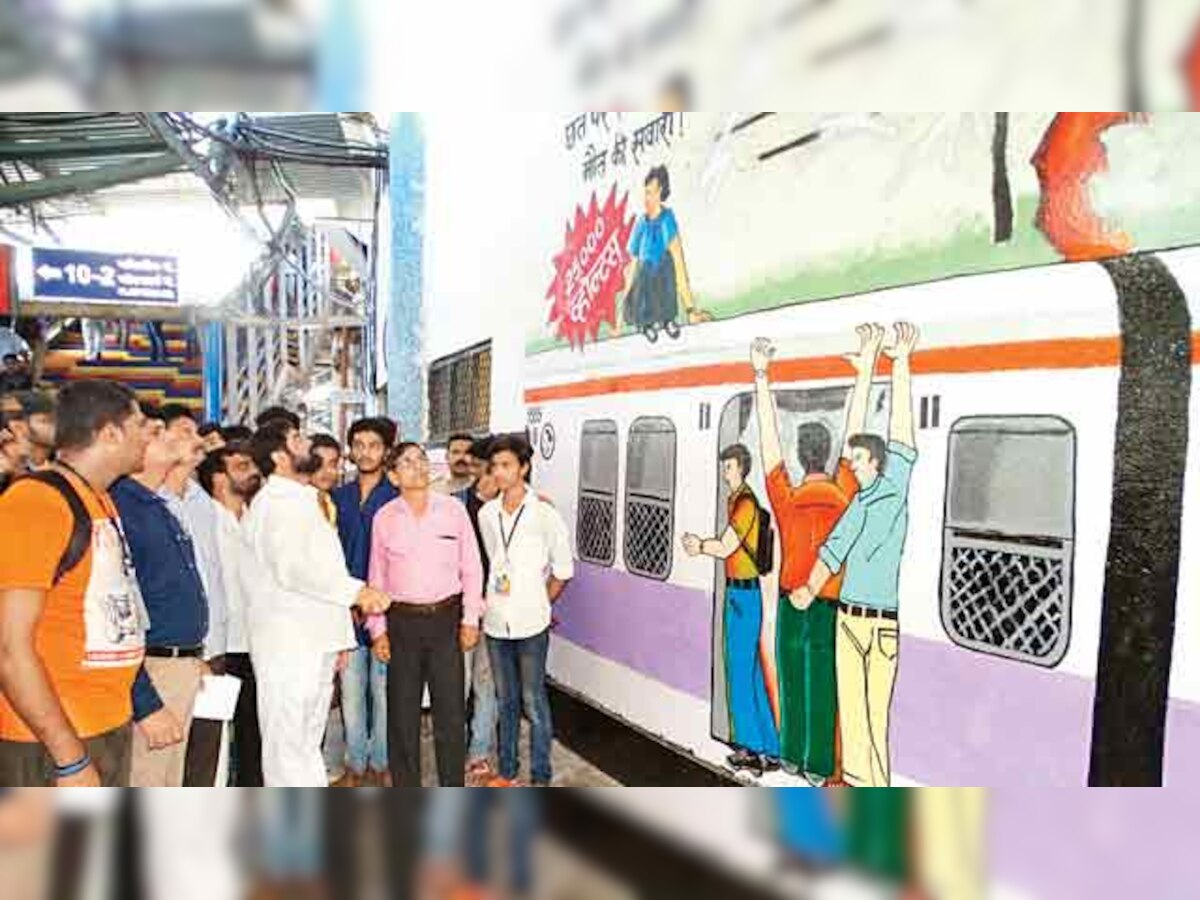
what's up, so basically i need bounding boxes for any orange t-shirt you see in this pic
[766,460,858,598]
[0,472,145,742]
[726,488,760,581]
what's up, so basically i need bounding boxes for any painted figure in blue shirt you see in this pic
[794,322,920,787]
[623,165,711,343]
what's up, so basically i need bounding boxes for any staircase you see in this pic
[41,320,204,414]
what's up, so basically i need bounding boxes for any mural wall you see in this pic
[526,111,1199,788]
[537,112,1200,350]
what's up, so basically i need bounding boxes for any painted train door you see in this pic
[709,383,890,758]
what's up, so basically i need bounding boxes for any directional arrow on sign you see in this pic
[36,264,63,281]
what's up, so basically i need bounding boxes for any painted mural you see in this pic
[538,112,1200,353]
[527,110,1199,789]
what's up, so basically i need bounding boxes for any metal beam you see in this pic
[0,154,184,206]
[0,136,167,161]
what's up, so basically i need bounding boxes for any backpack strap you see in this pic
[733,489,762,577]
[22,471,93,586]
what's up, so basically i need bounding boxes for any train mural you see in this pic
[528,112,1200,787]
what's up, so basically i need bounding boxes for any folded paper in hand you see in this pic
[192,674,242,722]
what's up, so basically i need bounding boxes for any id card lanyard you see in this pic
[493,504,526,597]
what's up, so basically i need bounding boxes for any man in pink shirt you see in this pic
[366,442,484,787]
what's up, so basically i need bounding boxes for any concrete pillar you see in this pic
[387,113,426,440]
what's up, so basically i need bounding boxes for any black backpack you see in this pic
[17,471,93,585]
[736,491,775,577]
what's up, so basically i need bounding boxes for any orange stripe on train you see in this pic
[523,334,1161,404]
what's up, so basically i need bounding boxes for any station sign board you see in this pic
[31,247,178,304]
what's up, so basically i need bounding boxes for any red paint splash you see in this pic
[546,185,635,349]
[1183,18,1200,109]
[1031,113,1138,261]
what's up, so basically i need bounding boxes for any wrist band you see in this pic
[55,754,92,779]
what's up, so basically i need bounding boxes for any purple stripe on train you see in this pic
[553,562,713,700]
[554,563,1200,786]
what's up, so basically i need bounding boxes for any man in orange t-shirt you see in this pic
[751,328,878,785]
[683,444,780,778]
[0,381,149,787]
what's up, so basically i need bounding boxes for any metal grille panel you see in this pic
[578,493,616,566]
[942,535,1071,667]
[428,343,491,443]
[625,499,673,580]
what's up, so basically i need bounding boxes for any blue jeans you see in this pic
[341,646,389,775]
[488,629,553,785]
[467,636,498,763]
[466,790,540,895]
[724,583,780,758]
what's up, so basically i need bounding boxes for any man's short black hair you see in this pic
[311,433,342,457]
[250,420,294,477]
[198,422,222,438]
[469,435,494,461]
[847,433,888,474]
[489,433,534,482]
[447,432,474,449]
[796,422,833,475]
[221,424,254,443]
[55,381,139,452]
[719,443,752,479]
[646,165,671,201]
[348,418,391,448]
[255,405,301,431]
[160,403,196,429]
[376,417,399,447]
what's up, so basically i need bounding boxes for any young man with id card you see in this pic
[479,434,574,787]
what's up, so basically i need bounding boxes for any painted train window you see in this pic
[578,420,619,566]
[941,416,1076,668]
[624,417,677,580]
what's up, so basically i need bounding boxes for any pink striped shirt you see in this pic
[366,492,485,638]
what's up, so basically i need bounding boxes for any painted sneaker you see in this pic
[664,320,682,340]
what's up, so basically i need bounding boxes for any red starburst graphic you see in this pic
[546,185,635,349]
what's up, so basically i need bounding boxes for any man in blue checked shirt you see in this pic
[111,405,209,788]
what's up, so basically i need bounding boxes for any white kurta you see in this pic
[240,475,361,786]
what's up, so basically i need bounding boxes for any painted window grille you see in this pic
[577,420,619,566]
[624,417,677,581]
[427,341,491,444]
[941,416,1076,668]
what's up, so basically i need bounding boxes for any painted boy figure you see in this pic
[683,445,780,778]
[623,165,711,343]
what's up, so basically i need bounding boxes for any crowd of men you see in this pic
[0,379,574,788]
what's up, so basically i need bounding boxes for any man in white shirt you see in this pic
[479,434,574,787]
[241,420,391,787]
[197,438,263,785]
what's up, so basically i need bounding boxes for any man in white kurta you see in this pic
[240,422,391,787]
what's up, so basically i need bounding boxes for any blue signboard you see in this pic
[32,247,178,304]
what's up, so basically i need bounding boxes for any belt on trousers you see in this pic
[727,578,759,590]
[145,645,205,659]
[839,601,898,622]
[388,594,463,616]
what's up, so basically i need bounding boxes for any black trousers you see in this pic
[386,598,465,787]
[182,717,223,787]
[224,653,263,786]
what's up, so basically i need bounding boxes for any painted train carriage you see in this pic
[525,246,1200,787]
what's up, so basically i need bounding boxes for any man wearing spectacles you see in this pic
[366,442,484,787]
